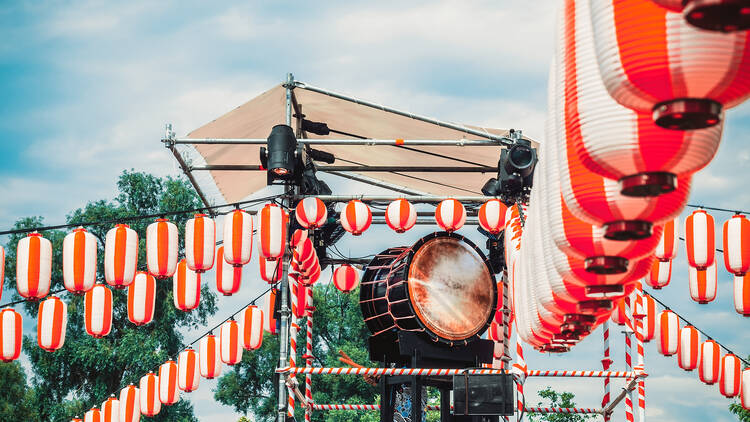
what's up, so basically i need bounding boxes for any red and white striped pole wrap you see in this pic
[602,321,613,421]
[624,299,634,422]
[288,280,299,419]
[632,284,647,422]
[304,289,313,422]
[512,329,527,422]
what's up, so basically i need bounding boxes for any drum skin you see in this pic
[360,232,497,346]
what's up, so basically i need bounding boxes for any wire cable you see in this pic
[686,203,749,216]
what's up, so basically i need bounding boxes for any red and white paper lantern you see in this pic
[655,219,679,262]
[435,199,466,233]
[642,294,656,342]
[719,353,742,398]
[37,296,67,352]
[734,273,750,316]
[199,334,222,379]
[678,325,700,371]
[185,214,215,273]
[158,360,179,405]
[223,209,253,267]
[741,369,750,410]
[647,259,672,290]
[688,261,717,304]
[340,200,372,236]
[84,284,112,338]
[101,396,119,422]
[242,305,264,350]
[118,384,140,422]
[263,289,278,335]
[173,259,201,312]
[333,265,359,293]
[178,348,200,392]
[290,229,308,249]
[685,210,716,270]
[216,246,241,296]
[139,372,161,417]
[260,255,282,284]
[610,298,628,326]
[258,203,288,260]
[723,214,750,276]
[147,218,179,278]
[478,199,507,235]
[128,272,156,326]
[220,320,243,365]
[385,199,417,233]
[104,224,138,289]
[0,309,22,362]
[17,232,52,300]
[62,227,97,294]
[658,310,679,356]
[84,407,101,422]
[295,197,327,229]
[699,339,721,385]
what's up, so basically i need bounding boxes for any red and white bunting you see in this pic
[185,213,216,273]
[84,284,112,338]
[0,309,22,362]
[17,232,52,300]
[385,199,417,233]
[158,360,179,405]
[242,305,264,350]
[340,200,372,236]
[178,348,200,392]
[199,334,222,379]
[478,199,507,235]
[62,227,97,294]
[688,261,717,304]
[654,218,678,261]
[333,265,359,293]
[678,325,700,371]
[220,320,243,365]
[258,203,288,260]
[128,272,156,326]
[139,372,161,417]
[719,353,742,398]
[118,385,140,422]
[647,259,671,290]
[295,197,327,229]
[223,209,253,266]
[685,210,715,270]
[734,273,750,316]
[658,310,679,356]
[435,199,466,232]
[699,339,721,385]
[37,296,67,352]
[174,259,201,312]
[104,224,138,289]
[723,214,750,276]
[216,246,241,296]
[146,218,179,278]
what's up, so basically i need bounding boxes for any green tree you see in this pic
[2,170,217,421]
[0,361,38,419]
[528,387,594,422]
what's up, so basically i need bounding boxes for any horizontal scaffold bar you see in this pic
[294,195,492,203]
[310,404,603,414]
[171,138,507,146]
[276,367,642,379]
[189,165,496,173]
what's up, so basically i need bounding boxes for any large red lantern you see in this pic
[220,320,243,365]
[0,309,22,362]
[435,199,466,233]
[199,334,222,379]
[104,224,138,289]
[84,284,112,338]
[591,0,750,130]
[688,261,717,304]
[178,348,200,392]
[685,210,716,270]
[647,259,672,290]
[650,0,750,32]
[655,219,679,261]
[333,265,359,293]
[242,305,264,350]
[128,272,156,326]
[62,227,97,294]
[37,296,67,352]
[101,396,119,422]
[678,325,700,371]
[478,199,507,235]
[295,197,327,229]
[185,214,215,273]
[699,339,721,384]
[385,199,417,233]
[719,353,742,398]
[146,218,178,278]
[139,372,161,417]
[258,203,288,260]
[118,384,140,422]
[158,360,179,405]
[723,214,750,276]
[223,209,253,267]
[340,200,372,235]
[173,259,201,312]
[735,273,750,316]
[658,310,679,356]
[216,246,241,296]
[17,232,52,300]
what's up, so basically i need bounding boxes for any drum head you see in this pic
[407,234,495,341]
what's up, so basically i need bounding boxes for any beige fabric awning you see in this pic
[184,83,537,204]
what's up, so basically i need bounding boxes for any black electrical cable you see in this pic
[679,236,724,254]
[644,289,750,366]
[686,203,749,216]
[0,288,67,309]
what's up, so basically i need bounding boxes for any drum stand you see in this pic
[371,331,499,422]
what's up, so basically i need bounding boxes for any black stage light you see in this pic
[453,374,515,416]
[481,137,538,204]
[262,124,299,178]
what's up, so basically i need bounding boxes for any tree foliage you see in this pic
[528,387,594,422]
[2,170,217,421]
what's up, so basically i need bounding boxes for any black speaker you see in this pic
[453,374,515,416]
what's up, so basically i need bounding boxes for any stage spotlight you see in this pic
[481,137,537,204]
[260,124,299,180]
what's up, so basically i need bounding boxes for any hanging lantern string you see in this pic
[686,203,749,215]
[644,289,749,366]
[678,236,724,254]
[0,288,68,309]
[0,193,284,237]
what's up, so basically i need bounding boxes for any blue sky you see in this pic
[1,1,749,421]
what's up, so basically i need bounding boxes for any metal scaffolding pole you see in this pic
[295,194,491,203]
[170,138,507,146]
[189,165,496,173]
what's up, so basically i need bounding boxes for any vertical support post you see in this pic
[304,289,314,422]
[623,296,635,422]
[286,73,294,126]
[601,321,613,422]
[501,272,512,369]
[632,283,647,422]
[513,331,527,422]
